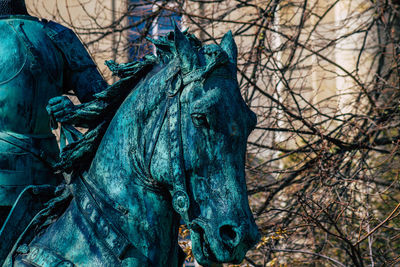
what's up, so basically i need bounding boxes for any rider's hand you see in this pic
[46,96,77,125]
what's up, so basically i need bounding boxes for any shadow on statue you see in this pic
[1,24,260,267]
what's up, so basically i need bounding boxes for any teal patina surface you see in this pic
[0,0,106,262]
[3,26,260,266]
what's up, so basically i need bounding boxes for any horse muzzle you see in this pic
[190,217,260,265]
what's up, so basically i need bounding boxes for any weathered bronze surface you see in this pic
[2,24,259,266]
[0,0,106,263]
[0,0,105,208]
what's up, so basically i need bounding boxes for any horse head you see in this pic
[150,27,260,265]
[1,23,259,267]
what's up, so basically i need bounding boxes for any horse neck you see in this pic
[86,61,170,204]
[84,62,182,264]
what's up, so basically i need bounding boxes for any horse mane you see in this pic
[7,30,237,257]
[55,31,203,173]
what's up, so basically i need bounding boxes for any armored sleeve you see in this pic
[43,21,107,102]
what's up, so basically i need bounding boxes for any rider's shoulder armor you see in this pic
[42,20,96,71]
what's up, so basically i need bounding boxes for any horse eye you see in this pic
[191,113,209,128]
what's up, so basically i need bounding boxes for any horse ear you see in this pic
[174,23,200,74]
[220,31,238,66]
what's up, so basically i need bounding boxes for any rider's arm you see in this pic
[43,21,107,100]
[43,21,108,126]
[63,65,107,103]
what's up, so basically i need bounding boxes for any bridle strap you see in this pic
[172,55,235,215]
[144,68,194,222]
[167,89,190,222]
[146,62,216,223]
[182,67,206,85]
[73,175,131,260]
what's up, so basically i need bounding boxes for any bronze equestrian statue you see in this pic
[0,0,106,224]
[0,0,260,264]
[1,23,260,266]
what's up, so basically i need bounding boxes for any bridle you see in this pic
[60,45,230,228]
[144,62,200,223]
[145,47,232,224]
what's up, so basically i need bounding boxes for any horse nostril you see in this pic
[219,225,239,247]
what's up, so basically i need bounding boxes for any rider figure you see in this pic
[0,0,107,224]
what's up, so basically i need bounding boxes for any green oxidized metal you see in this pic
[3,25,260,267]
[0,14,105,207]
[0,5,106,263]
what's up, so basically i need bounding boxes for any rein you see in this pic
[73,175,132,260]
[56,53,227,263]
[61,62,198,263]
[68,63,197,263]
